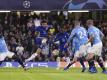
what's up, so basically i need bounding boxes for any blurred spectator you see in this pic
[16,43,24,61]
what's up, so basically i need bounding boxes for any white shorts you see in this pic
[75,43,91,57]
[87,42,102,56]
[0,51,14,61]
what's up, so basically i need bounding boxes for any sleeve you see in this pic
[67,29,75,43]
[99,30,104,39]
[54,34,59,42]
[66,33,69,39]
[88,29,94,38]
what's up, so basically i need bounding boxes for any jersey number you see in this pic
[78,31,86,39]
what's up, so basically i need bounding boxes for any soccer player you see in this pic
[0,27,27,71]
[86,19,107,74]
[64,21,91,71]
[54,27,70,70]
[25,20,49,62]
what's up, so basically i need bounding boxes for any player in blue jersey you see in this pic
[86,20,107,74]
[25,20,49,63]
[64,21,91,71]
[54,27,70,70]
[0,27,27,71]
[34,20,48,46]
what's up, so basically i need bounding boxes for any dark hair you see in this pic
[41,20,47,24]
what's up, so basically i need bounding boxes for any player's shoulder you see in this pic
[80,26,86,31]
[88,26,94,31]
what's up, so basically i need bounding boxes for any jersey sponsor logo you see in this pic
[1,62,107,68]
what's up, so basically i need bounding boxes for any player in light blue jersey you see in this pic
[64,21,91,71]
[86,19,107,74]
[0,28,27,71]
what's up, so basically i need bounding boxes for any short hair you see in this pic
[73,20,81,25]
[87,19,94,25]
[41,20,47,24]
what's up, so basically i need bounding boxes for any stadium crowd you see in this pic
[0,12,107,61]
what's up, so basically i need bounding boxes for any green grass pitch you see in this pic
[0,67,107,80]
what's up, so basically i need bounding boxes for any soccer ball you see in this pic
[67,0,107,9]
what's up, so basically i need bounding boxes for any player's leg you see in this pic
[56,56,61,70]
[79,57,86,72]
[0,61,3,66]
[86,44,98,73]
[96,56,107,74]
[78,44,90,72]
[86,53,98,73]
[88,58,97,73]
[25,48,40,63]
[56,50,64,70]
[64,51,79,70]
[6,51,27,70]
[65,50,71,65]
[0,53,6,66]
[65,56,70,65]
[64,56,77,70]
[12,54,26,68]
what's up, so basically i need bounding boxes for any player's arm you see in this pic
[67,29,75,43]
[53,34,60,44]
[87,31,94,44]
[65,29,75,47]
[100,30,104,40]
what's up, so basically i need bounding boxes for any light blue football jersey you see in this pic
[88,26,104,45]
[68,26,88,46]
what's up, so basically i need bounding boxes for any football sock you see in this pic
[79,58,85,68]
[25,53,38,62]
[56,57,60,69]
[65,63,73,69]
[97,57,106,71]
[0,61,3,65]
[66,57,70,65]
[12,54,25,68]
[88,60,95,69]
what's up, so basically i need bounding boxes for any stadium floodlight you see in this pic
[0,11,11,12]
[68,10,89,13]
[34,11,50,13]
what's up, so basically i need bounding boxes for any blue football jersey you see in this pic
[88,26,104,45]
[0,37,8,53]
[35,26,48,45]
[35,26,48,37]
[54,32,69,51]
[68,26,88,46]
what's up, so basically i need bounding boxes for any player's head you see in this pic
[86,19,94,27]
[41,20,48,27]
[59,27,65,33]
[73,20,81,27]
